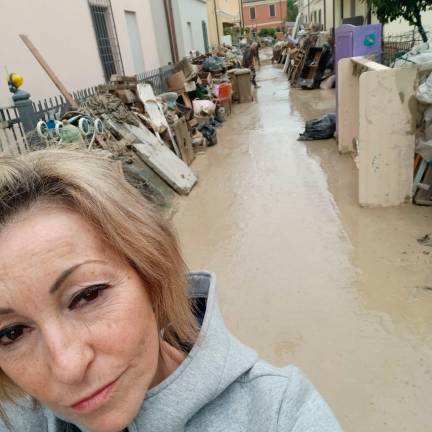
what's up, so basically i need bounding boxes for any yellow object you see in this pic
[9,73,24,88]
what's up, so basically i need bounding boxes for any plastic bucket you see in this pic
[218,83,232,98]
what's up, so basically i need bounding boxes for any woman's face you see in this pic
[0,204,162,432]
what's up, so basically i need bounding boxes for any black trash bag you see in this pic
[298,113,336,141]
[198,123,218,146]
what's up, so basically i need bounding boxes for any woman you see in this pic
[0,150,341,432]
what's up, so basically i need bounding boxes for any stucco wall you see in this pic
[0,0,162,108]
[207,0,241,47]
[111,0,162,74]
[173,0,209,57]
[0,0,104,107]
[243,0,287,30]
[149,0,173,65]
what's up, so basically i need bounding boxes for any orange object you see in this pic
[218,83,232,98]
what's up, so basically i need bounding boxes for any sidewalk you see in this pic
[173,59,432,432]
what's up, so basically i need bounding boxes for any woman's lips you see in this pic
[71,375,121,413]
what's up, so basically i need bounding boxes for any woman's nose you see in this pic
[43,323,95,385]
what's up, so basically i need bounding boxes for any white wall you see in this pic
[111,0,161,74]
[383,11,432,35]
[0,0,104,107]
[149,0,173,65]
[173,0,209,58]
[0,0,163,108]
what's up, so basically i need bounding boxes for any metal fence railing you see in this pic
[382,29,425,67]
[0,65,174,155]
[0,106,29,155]
[136,64,175,95]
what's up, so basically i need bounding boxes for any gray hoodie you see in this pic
[2,272,342,431]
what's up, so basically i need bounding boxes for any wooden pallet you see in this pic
[289,50,306,83]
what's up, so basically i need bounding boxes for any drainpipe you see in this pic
[163,0,179,63]
[280,0,284,30]
[240,0,244,29]
[214,0,221,46]
[332,0,335,30]
[323,0,326,30]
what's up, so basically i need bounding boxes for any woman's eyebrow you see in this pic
[49,260,106,294]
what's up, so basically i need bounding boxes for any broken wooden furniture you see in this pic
[174,117,194,166]
[106,119,197,195]
[338,56,417,207]
[298,47,323,88]
[288,50,306,83]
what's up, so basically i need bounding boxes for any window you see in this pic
[318,9,322,24]
[88,0,124,81]
[269,4,276,17]
[250,7,256,20]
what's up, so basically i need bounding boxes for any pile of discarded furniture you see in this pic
[17,33,257,210]
[281,28,335,90]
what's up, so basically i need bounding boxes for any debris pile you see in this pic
[414,61,432,205]
[30,48,255,209]
[278,25,335,90]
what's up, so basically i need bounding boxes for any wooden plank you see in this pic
[108,120,197,195]
[174,117,194,165]
[137,83,181,158]
[19,34,78,109]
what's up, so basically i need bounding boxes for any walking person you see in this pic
[242,42,260,88]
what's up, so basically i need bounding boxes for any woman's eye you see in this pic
[68,284,109,310]
[0,325,27,346]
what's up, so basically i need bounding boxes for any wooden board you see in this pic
[137,83,181,157]
[174,117,194,165]
[112,122,197,195]
[19,34,78,109]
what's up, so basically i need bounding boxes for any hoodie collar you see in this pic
[130,272,258,432]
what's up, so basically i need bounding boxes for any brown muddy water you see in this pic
[173,56,432,432]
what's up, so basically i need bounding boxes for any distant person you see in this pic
[242,42,260,88]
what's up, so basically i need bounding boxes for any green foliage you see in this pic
[364,0,432,42]
[258,28,277,37]
[287,0,299,22]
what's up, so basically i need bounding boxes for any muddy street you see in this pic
[173,57,432,432]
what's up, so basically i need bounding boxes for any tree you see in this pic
[364,0,432,42]
[287,0,299,22]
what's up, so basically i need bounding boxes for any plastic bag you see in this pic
[203,56,224,73]
[198,123,218,146]
[416,73,432,104]
[298,113,336,141]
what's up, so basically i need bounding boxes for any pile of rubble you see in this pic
[32,50,255,209]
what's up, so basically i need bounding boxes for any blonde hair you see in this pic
[0,149,197,408]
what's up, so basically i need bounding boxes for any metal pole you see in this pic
[214,0,221,46]
[333,0,335,30]
[324,0,326,30]
[163,0,179,63]
[240,0,244,29]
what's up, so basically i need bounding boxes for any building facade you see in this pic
[296,0,432,34]
[0,0,209,107]
[173,0,210,57]
[207,0,241,48]
[242,0,287,31]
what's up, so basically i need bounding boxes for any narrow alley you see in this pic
[173,53,432,432]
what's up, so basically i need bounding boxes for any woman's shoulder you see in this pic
[0,397,48,431]
[235,361,343,431]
